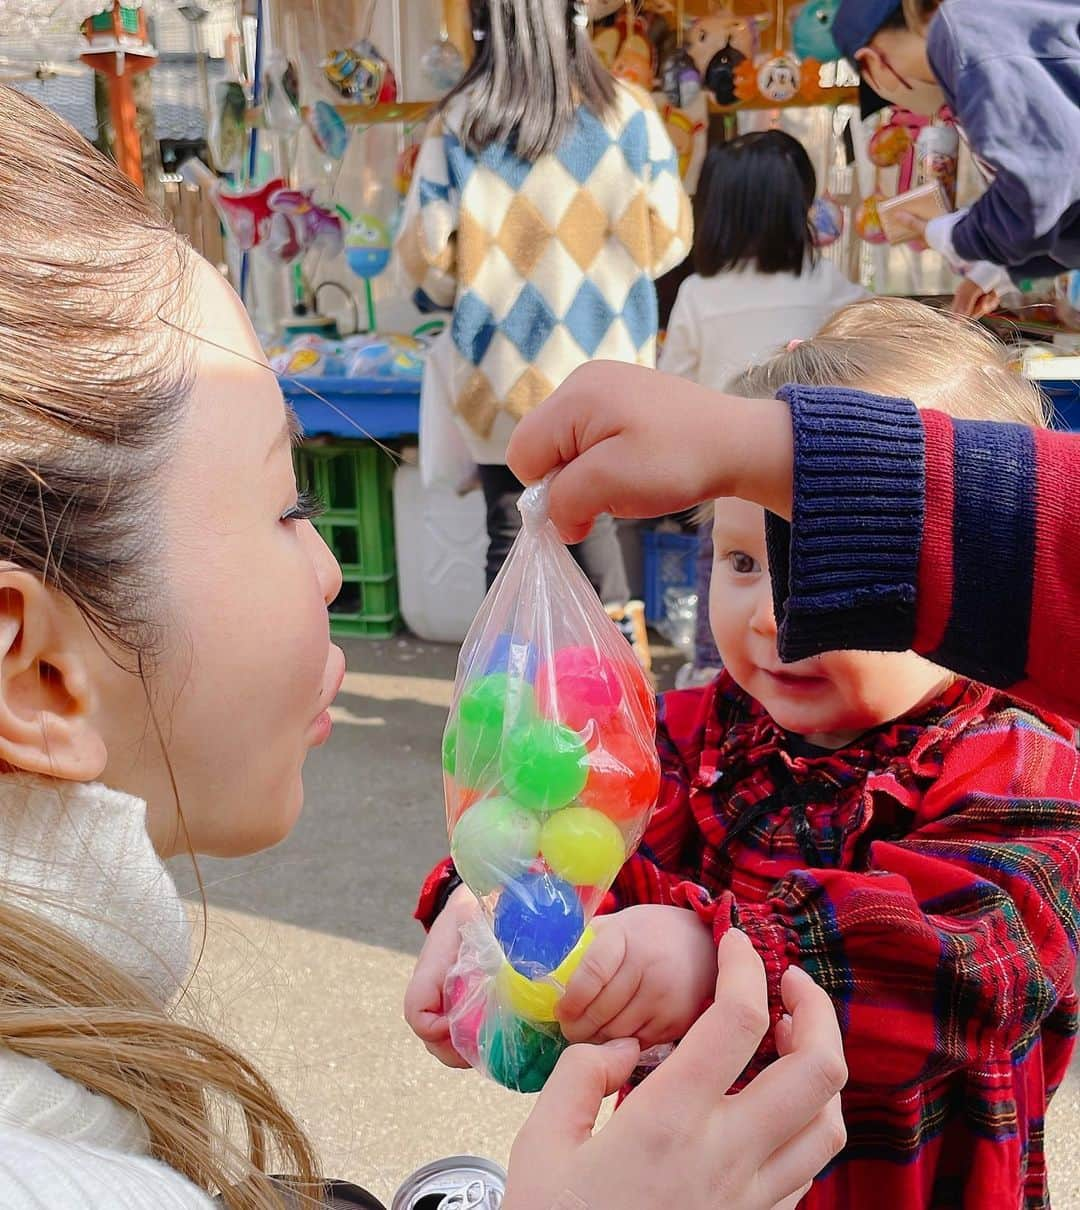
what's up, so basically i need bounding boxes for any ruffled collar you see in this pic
[694,673,994,799]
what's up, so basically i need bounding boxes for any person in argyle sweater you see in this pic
[413,301,1080,1209]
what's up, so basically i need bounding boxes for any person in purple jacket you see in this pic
[833,0,1080,318]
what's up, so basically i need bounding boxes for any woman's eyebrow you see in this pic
[266,406,303,461]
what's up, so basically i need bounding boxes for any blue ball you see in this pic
[484,634,539,682]
[494,871,585,978]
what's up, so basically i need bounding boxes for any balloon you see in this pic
[541,808,626,887]
[869,123,913,168]
[494,871,585,976]
[480,1014,567,1093]
[537,647,625,733]
[501,721,588,812]
[345,214,392,280]
[495,928,596,1023]
[579,725,661,823]
[451,796,542,896]
[421,36,465,94]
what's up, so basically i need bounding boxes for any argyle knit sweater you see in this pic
[396,83,691,462]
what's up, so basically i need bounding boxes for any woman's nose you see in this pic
[310,527,343,607]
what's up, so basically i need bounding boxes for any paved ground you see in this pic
[173,636,1080,1206]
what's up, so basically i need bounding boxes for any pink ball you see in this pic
[537,647,625,734]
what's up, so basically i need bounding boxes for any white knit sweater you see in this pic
[0,775,215,1208]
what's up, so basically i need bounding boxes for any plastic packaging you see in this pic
[442,479,660,1092]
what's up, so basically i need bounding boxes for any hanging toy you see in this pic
[207,79,247,174]
[264,189,345,262]
[855,193,888,244]
[756,52,801,102]
[660,46,702,107]
[323,40,397,106]
[421,27,465,94]
[810,194,844,247]
[660,100,707,189]
[687,5,768,106]
[262,49,301,135]
[345,213,392,279]
[736,0,828,106]
[792,0,841,63]
[868,121,913,168]
[395,142,421,197]
[308,99,349,161]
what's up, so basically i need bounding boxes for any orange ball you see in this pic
[579,725,661,823]
[445,774,480,830]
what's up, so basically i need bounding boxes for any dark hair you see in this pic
[439,0,616,161]
[693,130,817,278]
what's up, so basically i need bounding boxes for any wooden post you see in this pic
[108,68,143,189]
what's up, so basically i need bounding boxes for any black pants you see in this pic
[479,464,630,605]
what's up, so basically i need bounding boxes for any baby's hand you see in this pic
[557,905,718,1049]
[404,884,480,1068]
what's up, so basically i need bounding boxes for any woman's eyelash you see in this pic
[283,491,325,523]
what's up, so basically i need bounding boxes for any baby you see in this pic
[411,299,1080,1210]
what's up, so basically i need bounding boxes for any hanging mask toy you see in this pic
[792,0,841,63]
[323,40,397,106]
[345,214,392,280]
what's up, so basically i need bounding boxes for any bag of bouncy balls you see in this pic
[441,479,660,1093]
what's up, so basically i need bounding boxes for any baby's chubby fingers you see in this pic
[556,919,628,1025]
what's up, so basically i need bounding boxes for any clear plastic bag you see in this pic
[441,479,660,1092]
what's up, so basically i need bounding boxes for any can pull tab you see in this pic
[438,1180,502,1210]
[517,472,555,535]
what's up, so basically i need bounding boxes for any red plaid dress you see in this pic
[611,673,1080,1210]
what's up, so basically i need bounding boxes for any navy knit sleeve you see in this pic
[764,385,926,663]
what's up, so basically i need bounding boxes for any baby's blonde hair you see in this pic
[729,297,1046,426]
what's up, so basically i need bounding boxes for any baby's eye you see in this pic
[729,551,760,575]
[281,491,325,525]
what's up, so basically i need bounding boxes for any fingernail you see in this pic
[721,927,750,948]
[785,964,813,984]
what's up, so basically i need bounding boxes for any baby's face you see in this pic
[709,498,950,749]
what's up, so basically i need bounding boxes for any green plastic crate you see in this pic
[294,441,401,638]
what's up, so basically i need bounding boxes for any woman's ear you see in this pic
[0,567,108,781]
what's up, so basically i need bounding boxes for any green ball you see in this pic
[540,806,626,887]
[451,796,542,895]
[501,721,588,812]
[445,676,536,789]
[481,1013,568,1093]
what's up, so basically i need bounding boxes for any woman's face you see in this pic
[87,260,344,858]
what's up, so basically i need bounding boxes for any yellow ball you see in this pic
[496,927,596,1022]
[540,806,626,887]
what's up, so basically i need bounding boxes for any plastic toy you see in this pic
[480,1015,567,1094]
[309,100,349,160]
[540,807,626,886]
[450,796,541,895]
[421,33,465,94]
[345,214,392,278]
[810,194,844,248]
[323,40,397,105]
[855,193,888,244]
[792,0,841,62]
[495,928,596,1022]
[494,870,586,976]
[501,721,589,812]
[441,479,659,1092]
[262,50,301,135]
